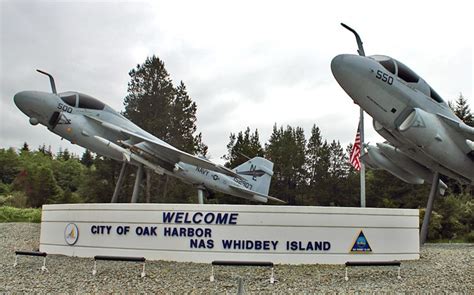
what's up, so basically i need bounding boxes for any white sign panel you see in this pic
[40,204,419,264]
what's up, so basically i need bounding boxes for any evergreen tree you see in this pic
[123,55,176,139]
[169,81,207,154]
[30,165,61,207]
[21,142,29,153]
[449,93,473,126]
[265,124,306,204]
[223,127,264,168]
[80,150,94,168]
[123,56,205,153]
[293,126,307,190]
[38,144,53,158]
[0,148,20,184]
[13,151,62,207]
[58,148,71,161]
[446,94,473,194]
[328,140,348,179]
[78,156,121,203]
[305,125,331,204]
[194,132,208,157]
[122,55,207,202]
[343,143,361,206]
[52,157,85,193]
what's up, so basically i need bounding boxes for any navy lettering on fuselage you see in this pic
[195,167,209,176]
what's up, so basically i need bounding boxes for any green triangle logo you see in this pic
[350,230,372,253]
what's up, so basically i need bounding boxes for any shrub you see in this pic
[0,191,29,208]
[0,206,41,223]
[419,208,443,240]
[465,231,474,243]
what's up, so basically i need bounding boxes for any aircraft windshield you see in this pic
[430,87,444,103]
[370,55,396,74]
[371,55,420,83]
[371,55,444,104]
[60,93,77,107]
[379,59,396,74]
[78,93,105,110]
[396,61,419,83]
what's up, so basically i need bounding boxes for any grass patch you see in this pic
[0,206,41,223]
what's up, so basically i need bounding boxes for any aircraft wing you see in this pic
[436,113,474,141]
[84,114,244,179]
[228,183,286,203]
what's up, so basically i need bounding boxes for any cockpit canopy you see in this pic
[369,55,444,104]
[59,92,105,110]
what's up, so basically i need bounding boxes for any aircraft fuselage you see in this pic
[13,89,270,202]
[331,54,474,182]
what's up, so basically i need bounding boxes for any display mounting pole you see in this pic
[341,23,367,208]
[360,108,366,207]
[420,172,439,245]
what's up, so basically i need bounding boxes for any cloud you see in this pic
[1,0,472,164]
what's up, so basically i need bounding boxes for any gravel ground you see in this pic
[0,223,473,293]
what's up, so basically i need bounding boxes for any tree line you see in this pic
[1,55,472,241]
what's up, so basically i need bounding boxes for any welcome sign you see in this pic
[40,204,419,264]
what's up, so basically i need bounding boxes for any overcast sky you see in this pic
[1,0,472,164]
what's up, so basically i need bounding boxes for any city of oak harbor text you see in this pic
[88,211,331,252]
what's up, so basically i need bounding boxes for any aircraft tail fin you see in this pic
[233,157,274,196]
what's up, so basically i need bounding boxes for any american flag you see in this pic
[350,124,361,171]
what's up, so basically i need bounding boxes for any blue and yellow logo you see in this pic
[350,230,372,253]
[64,223,79,245]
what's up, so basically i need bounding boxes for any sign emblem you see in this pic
[350,230,372,253]
[64,223,79,245]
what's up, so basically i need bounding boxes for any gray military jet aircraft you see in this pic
[14,70,283,204]
[331,23,474,244]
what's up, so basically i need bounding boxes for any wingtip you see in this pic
[267,196,287,204]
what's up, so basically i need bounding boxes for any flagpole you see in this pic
[359,108,366,207]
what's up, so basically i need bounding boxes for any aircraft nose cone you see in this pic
[330,54,346,76]
[331,54,372,103]
[330,54,352,79]
[331,54,367,80]
[13,91,31,111]
[14,90,45,116]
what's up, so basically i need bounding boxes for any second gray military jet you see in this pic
[331,23,474,244]
[331,24,474,187]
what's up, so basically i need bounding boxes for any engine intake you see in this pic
[398,108,442,148]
